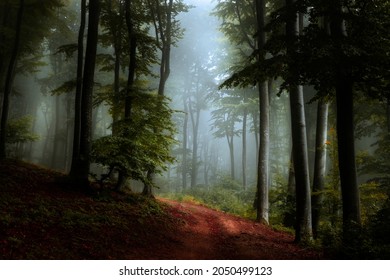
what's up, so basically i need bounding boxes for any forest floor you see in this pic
[0,160,323,259]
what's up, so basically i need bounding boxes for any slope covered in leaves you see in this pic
[0,160,323,259]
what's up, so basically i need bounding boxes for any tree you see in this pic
[73,0,101,187]
[69,0,86,177]
[329,1,361,238]
[143,0,188,195]
[0,0,64,160]
[211,93,241,180]
[285,0,312,242]
[311,99,329,238]
[255,0,270,224]
[0,0,25,160]
[213,0,272,221]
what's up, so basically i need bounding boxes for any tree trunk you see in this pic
[117,0,137,192]
[289,86,313,243]
[0,0,24,160]
[387,97,390,134]
[182,98,189,190]
[0,1,10,93]
[51,94,62,169]
[157,0,173,96]
[75,0,101,188]
[255,0,270,224]
[330,0,361,240]
[336,74,361,232]
[286,0,312,243]
[242,105,247,189]
[69,0,86,176]
[190,107,200,188]
[252,110,259,164]
[227,134,235,180]
[143,0,174,195]
[311,100,329,238]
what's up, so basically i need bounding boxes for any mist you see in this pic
[1,0,390,256]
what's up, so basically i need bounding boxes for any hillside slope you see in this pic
[0,160,322,259]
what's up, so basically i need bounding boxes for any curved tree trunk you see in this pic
[143,0,174,196]
[116,0,137,192]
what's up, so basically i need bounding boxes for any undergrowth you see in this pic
[0,160,179,259]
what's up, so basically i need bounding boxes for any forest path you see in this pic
[158,198,322,259]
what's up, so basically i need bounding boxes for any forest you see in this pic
[1,0,390,259]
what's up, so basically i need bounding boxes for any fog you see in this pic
[1,0,384,195]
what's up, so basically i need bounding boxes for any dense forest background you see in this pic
[1,0,390,258]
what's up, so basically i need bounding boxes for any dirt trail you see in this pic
[158,198,322,260]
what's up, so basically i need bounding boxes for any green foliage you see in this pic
[212,0,259,88]
[212,172,243,191]
[6,115,39,144]
[91,94,177,187]
[0,0,66,76]
[174,187,251,217]
[161,173,256,218]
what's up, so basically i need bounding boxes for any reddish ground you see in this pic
[0,160,323,260]
[157,198,322,259]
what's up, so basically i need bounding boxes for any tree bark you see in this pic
[0,0,24,160]
[116,0,137,192]
[311,100,329,238]
[143,0,174,195]
[190,106,200,188]
[330,0,361,239]
[182,97,189,190]
[69,0,86,176]
[387,97,390,134]
[255,0,270,224]
[157,0,173,96]
[227,133,235,180]
[336,73,361,231]
[242,103,247,190]
[76,0,101,188]
[286,0,312,243]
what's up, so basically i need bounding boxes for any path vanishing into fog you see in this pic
[158,198,322,259]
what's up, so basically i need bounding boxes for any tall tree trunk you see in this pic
[75,0,101,187]
[289,86,313,243]
[51,94,62,169]
[252,110,259,164]
[242,104,247,190]
[286,0,312,243]
[143,0,174,195]
[336,72,361,233]
[182,98,189,190]
[311,100,329,238]
[255,0,270,224]
[117,0,137,192]
[0,0,24,160]
[227,134,235,179]
[387,97,390,134]
[157,0,173,96]
[69,0,86,176]
[330,1,361,240]
[190,106,200,188]
[0,1,10,94]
